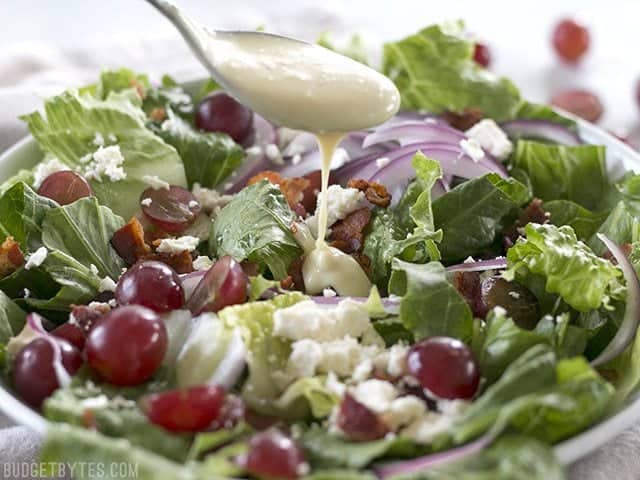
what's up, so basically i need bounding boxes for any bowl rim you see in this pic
[1,79,640,466]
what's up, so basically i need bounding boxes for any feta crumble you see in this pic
[89,264,99,276]
[140,198,152,207]
[193,255,214,271]
[92,132,105,147]
[83,145,126,182]
[25,247,48,270]
[465,119,513,160]
[375,156,391,168]
[322,288,337,297]
[331,148,350,169]
[352,379,398,413]
[459,138,485,162]
[188,200,199,209]
[305,185,367,237]
[98,276,117,293]
[192,184,233,216]
[142,175,170,190]
[265,143,284,165]
[245,146,263,158]
[32,157,70,189]
[156,235,200,254]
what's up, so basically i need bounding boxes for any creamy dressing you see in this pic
[209,32,400,295]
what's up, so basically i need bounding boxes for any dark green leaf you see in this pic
[515,101,577,131]
[544,200,607,240]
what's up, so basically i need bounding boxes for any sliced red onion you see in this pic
[26,313,71,389]
[362,121,466,149]
[591,235,640,367]
[446,257,508,273]
[180,271,207,304]
[374,432,494,479]
[500,119,581,146]
[311,295,400,315]
[387,111,446,125]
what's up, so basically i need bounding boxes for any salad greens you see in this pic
[1,18,639,480]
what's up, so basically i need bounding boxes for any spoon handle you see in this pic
[144,0,219,79]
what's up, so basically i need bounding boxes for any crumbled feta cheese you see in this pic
[401,411,456,443]
[107,133,117,143]
[245,146,263,158]
[224,182,234,191]
[22,288,30,298]
[277,127,303,150]
[352,358,374,382]
[508,290,521,299]
[352,379,398,413]
[459,138,485,162]
[288,339,324,378]
[79,394,109,410]
[88,301,112,310]
[92,132,105,147]
[386,395,427,430]
[193,255,214,271]
[331,148,350,169]
[265,143,284,165]
[140,197,153,207]
[305,185,367,237]
[98,276,117,292]
[32,158,70,189]
[142,175,170,190]
[188,200,199,209]
[325,372,347,397]
[108,298,118,308]
[192,183,233,216]
[465,119,513,160]
[375,156,391,168]
[386,343,409,378]
[83,145,126,182]
[156,235,200,254]
[273,299,371,342]
[322,288,337,297]
[89,264,99,276]
[292,154,302,165]
[25,247,48,270]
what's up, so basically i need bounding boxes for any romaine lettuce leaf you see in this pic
[382,21,521,121]
[0,290,25,344]
[92,67,151,100]
[432,173,530,262]
[544,200,607,240]
[587,201,639,255]
[151,109,244,189]
[210,180,302,279]
[505,223,625,312]
[511,140,607,210]
[389,259,473,342]
[22,89,187,219]
[273,376,337,419]
[515,101,577,131]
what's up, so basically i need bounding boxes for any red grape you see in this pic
[195,92,254,144]
[86,305,167,386]
[552,18,590,63]
[116,261,184,313]
[407,337,480,400]
[473,43,491,68]
[51,322,86,351]
[141,385,226,432]
[186,255,247,314]
[241,429,308,480]
[37,171,92,205]
[336,393,389,441]
[140,186,201,234]
[12,337,83,408]
[551,89,603,123]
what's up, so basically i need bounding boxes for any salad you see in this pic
[1,20,639,480]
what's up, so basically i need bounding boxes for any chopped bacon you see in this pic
[351,252,373,277]
[111,218,152,265]
[503,198,549,248]
[329,208,372,254]
[142,249,194,274]
[301,170,323,213]
[287,256,305,292]
[248,170,310,215]
[0,236,24,278]
[453,270,488,318]
[347,179,392,208]
[130,78,146,99]
[441,107,483,131]
[148,107,167,122]
[280,276,294,290]
[70,303,109,333]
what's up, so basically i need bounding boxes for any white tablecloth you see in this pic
[1,7,640,478]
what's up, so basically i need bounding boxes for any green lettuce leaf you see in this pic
[515,101,577,131]
[210,180,302,279]
[505,223,625,312]
[382,21,521,121]
[143,74,195,120]
[544,200,607,240]
[22,89,187,219]
[587,201,639,255]
[90,67,151,100]
[433,173,530,262]
[151,109,244,189]
[273,376,337,419]
[389,259,473,342]
[511,140,607,210]
[0,290,25,344]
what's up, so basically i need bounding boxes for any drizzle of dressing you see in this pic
[211,33,400,295]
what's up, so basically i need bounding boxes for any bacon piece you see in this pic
[503,198,549,248]
[347,179,392,208]
[70,304,109,333]
[142,249,194,274]
[301,170,322,213]
[287,256,305,292]
[329,208,372,254]
[111,218,152,265]
[0,237,24,278]
[148,107,166,122]
[453,270,488,318]
[248,170,310,215]
[441,107,483,131]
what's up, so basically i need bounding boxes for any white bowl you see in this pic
[1,80,639,465]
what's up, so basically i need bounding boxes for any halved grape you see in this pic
[336,393,389,441]
[86,305,167,386]
[186,255,248,314]
[12,337,83,408]
[551,89,603,123]
[407,337,480,400]
[51,322,86,351]
[473,43,491,68]
[241,428,308,480]
[195,92,254,144]
[141,385,226,432]
[140,186,201,233]
[116,261,184,313]
[37,171,92,205]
